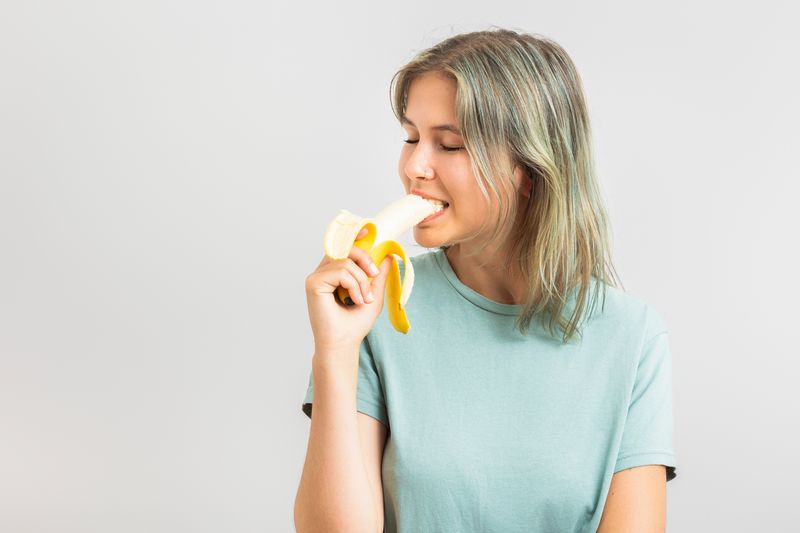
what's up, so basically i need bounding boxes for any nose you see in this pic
[403,146,435,182]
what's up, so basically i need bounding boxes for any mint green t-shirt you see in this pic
[302,248,677,533]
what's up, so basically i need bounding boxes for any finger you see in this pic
[341,258,373,304]
[348,245,380,281]
[336,267,364,305]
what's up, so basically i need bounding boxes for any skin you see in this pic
[597,465,667,532]
[397,70,532,305]
[396,70,668,529]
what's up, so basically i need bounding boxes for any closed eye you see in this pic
[403,139,463,152]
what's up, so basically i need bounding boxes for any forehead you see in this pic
[402,72,458,127]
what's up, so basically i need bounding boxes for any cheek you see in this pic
[456,190,492,222]
[397,152,411,179]
[397,159,407,186]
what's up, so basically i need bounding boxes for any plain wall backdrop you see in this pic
[1,1,798,531]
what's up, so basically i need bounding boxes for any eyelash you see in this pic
[403,139,463,152]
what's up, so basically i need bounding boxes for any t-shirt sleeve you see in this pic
[614,327,678,482]
[301,335,389,428]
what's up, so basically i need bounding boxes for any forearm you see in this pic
[294,351,380,533]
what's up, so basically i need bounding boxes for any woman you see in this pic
[295,28,677,533]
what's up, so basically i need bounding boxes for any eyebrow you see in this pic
[400,116,461,135]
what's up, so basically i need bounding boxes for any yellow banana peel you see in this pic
[322,194,444,333]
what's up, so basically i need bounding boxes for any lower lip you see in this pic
[418,205,449,224]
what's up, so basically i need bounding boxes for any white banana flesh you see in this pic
[373,194,444,247]
[322,193,445,333]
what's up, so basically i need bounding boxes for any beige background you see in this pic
[1,0,798,531]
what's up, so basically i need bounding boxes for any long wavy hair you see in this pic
[389,27,624,344]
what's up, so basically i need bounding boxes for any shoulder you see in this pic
[583,280,668,346]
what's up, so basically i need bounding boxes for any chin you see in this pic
[412,228,449,249]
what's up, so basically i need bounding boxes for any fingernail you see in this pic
[367,290,374,301]
[369,263,379,275]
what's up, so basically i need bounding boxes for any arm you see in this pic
[358,412,389,532]
[294,350,386,533]
[596,465,667,533]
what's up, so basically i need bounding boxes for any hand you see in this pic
[305,227,394,359]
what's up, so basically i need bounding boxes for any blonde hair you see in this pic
[389,27,624,344]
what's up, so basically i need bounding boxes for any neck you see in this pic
[444,239,526,305]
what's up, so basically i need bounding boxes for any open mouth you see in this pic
[425,198,450,211]
[419,202,449,223]
[411,190,450,208]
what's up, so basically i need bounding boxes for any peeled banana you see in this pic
[322,194,445,333]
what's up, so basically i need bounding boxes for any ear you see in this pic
[513,165,533,199]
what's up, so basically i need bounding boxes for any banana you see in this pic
[322,194,446,333]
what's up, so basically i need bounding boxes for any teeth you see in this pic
[424,198,447,209]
